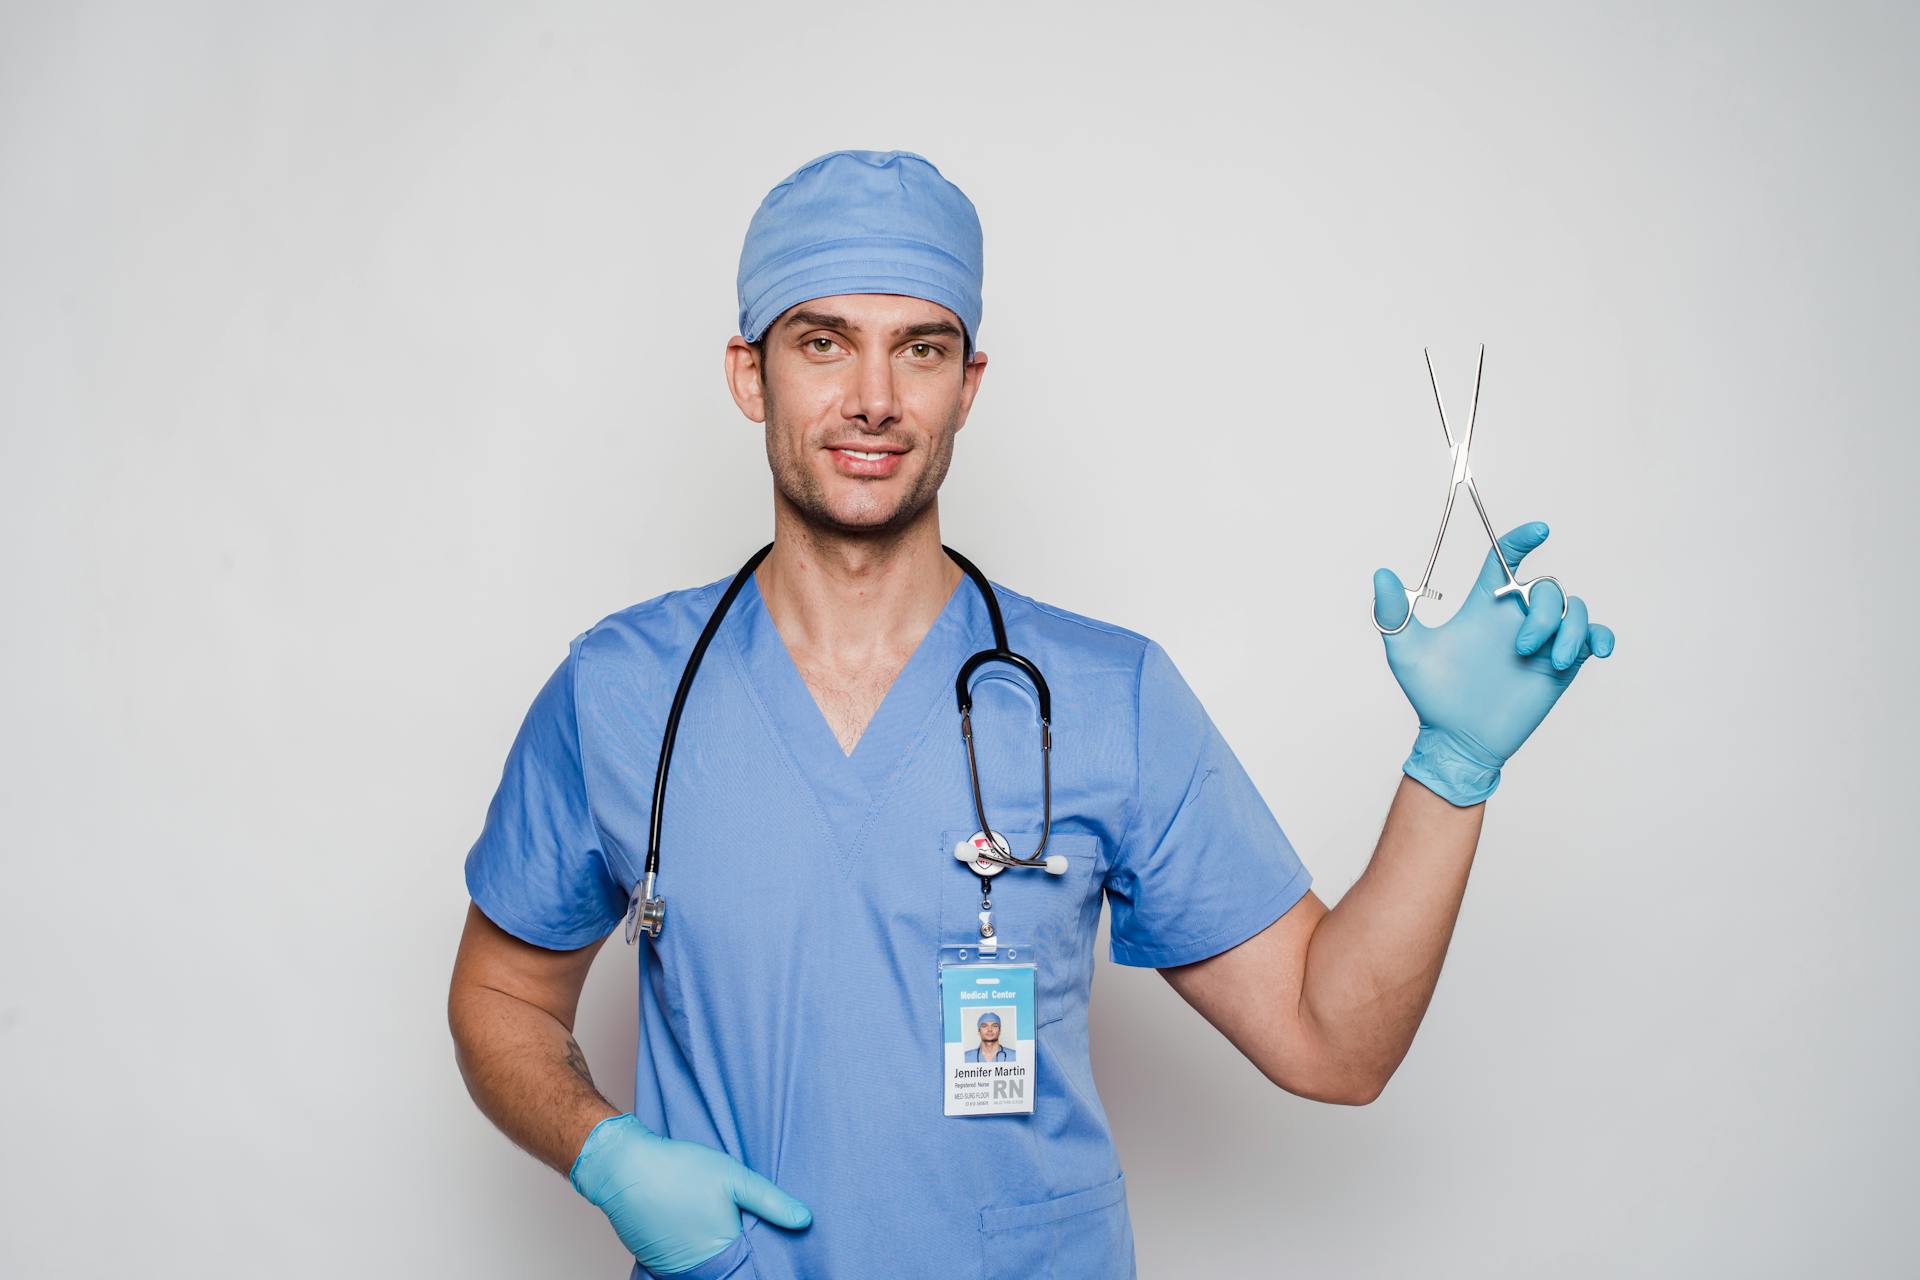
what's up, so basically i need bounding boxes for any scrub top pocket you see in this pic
[977,1173,1132,1280]
[939,829,1103,1028]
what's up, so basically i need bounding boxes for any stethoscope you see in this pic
[626,543,1063,944]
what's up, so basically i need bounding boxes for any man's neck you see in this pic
[754,504,964,662]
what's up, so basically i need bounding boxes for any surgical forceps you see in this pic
[1372,346,1566,636]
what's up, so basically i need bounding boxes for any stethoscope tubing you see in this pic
[644,542,773,883]
[943,547,1054,870]
[636,543,1055,939]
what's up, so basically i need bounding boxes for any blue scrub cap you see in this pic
[736,149,984,350]
[977,1011,1000,1025]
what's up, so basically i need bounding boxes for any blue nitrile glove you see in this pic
[569,1113,812,1275]
[1373,521,1616,806]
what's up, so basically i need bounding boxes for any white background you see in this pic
[3,2,1915,1276]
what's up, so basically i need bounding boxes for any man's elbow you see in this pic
[1269,1058,1393,1106]
[1295,1077,1386,1107]
[1325,1073,1389,1106]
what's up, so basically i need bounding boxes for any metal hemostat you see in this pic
[1372,345,1567,636]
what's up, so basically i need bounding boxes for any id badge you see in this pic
[938,943,1038,1117]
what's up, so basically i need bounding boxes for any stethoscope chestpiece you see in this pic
[625,872,666,943]
[955,832,1068,877]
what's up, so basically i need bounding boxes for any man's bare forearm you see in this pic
[450,982,621,1176]
[1296,773,1484,1099]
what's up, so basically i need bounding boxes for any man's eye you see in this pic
[906,343,934,359]
[808,337,835,353]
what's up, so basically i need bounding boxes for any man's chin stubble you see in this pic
[775,465,943,539]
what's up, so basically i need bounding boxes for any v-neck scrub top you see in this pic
[466,571,1314,1280]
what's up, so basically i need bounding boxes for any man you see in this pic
[448,150,1614,1279]
[963,1011,1016,1064]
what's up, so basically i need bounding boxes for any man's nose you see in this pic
[841,351,898,431]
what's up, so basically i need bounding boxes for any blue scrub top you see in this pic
[466,570,1313,1280]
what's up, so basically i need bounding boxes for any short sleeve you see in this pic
[464,639,628,950]
[1104,641,1314,968]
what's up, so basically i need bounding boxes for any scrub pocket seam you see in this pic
[976,1172,1133,1279]
[977,1171,1127,1234]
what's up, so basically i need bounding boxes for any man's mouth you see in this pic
[827,445,907,477]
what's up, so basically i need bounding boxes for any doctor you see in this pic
[963,1012,1016,1064]
[448,150,1614,1279]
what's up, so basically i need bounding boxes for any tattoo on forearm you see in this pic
[563,1037,595,1089]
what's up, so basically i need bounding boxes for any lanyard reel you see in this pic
[627,544,1061,945]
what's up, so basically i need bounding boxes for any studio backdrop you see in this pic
[1,2,1913,1276]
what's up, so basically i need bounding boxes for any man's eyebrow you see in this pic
[774,311,964,343]
[896,320,963,342]
[778,309,852,334]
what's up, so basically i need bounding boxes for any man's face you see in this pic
[725,293,987,536]
[978,1017,1000,1046]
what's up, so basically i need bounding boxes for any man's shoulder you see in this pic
[569,574,731,662]
[990,583,1157,672]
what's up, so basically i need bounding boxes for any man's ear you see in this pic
[953,349,988,432]
[724,336,767,423]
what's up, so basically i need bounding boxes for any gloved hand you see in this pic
[1373,521,1615,806]
[569,1113,812,1275]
